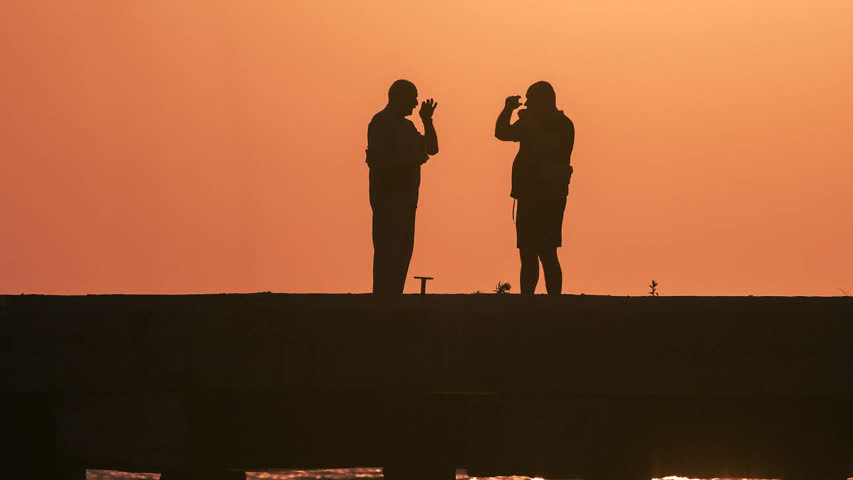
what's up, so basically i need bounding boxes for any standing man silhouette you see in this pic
[495,81,574,295]
[366,80,438,294]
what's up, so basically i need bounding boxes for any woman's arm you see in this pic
[495,95,522,141]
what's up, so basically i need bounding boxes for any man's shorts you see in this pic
[515,195,567,249]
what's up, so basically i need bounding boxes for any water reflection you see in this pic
[87,468,792,480]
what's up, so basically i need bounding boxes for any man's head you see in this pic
[524,81,557,114]
[388,79,418,117]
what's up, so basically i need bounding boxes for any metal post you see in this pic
[413,276,433,295]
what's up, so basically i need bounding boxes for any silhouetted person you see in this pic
[367,80,439,294]
[495,81,574,295]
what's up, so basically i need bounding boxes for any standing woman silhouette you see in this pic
[495,81,574,295]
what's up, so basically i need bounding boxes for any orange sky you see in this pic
[2,1,852,295]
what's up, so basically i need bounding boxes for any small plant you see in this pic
[494,281,512,294]
[649,280,660,296]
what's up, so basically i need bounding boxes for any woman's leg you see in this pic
[539,247,562,295]
[519,248,539,295]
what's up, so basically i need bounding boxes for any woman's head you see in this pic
[524,81,557,113]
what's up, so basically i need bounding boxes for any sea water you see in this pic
[86,468,780,480]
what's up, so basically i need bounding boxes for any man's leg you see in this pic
[519,248,539,295]
[393,206,417,294]
[539,247,562,295]
[372,208,394,294]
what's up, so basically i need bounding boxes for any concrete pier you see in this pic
[2,294,852,479]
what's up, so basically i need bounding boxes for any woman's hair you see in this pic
[527,81,557,110]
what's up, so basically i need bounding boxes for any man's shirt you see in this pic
[366,106,428,209]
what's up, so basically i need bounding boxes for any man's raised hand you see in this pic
[504,95,522,110]
[419,98,437,121]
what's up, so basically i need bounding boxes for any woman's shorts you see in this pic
[516,195,567,249]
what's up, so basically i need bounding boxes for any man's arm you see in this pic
[366,119,394,168]
[419,98,439,155]
[495,95,522,141]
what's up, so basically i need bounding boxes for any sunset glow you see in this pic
[3,1,852,295]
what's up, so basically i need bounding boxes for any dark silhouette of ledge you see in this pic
[2,294,852,480]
